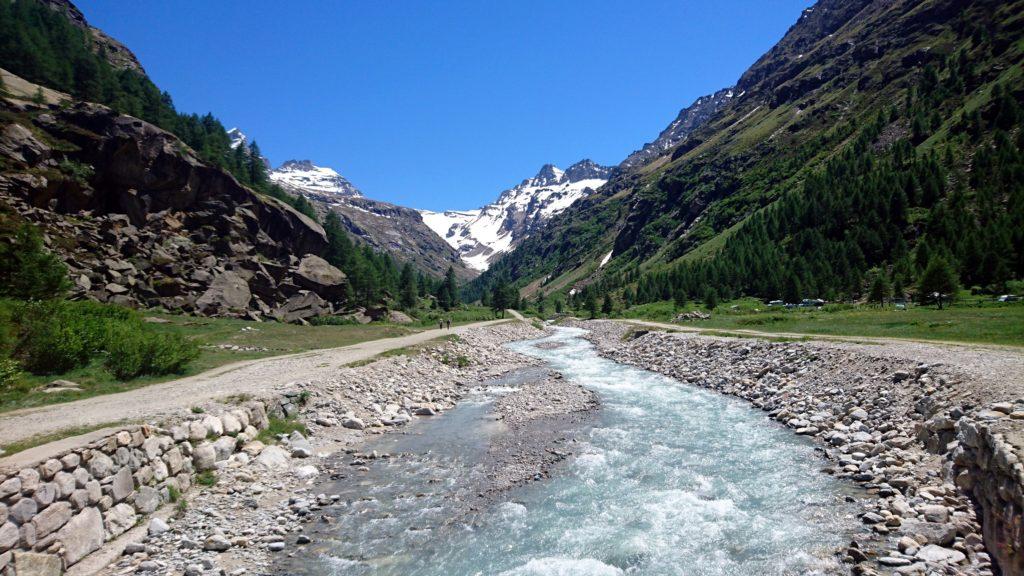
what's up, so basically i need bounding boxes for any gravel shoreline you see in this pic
[91,321,546,576]
[571,319,1024,576]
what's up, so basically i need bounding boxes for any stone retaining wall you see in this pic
[0,401,274,575]
[954,417,1024,575]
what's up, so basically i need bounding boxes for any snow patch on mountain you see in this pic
[269,160,362,199]
[420,160,611,271]
[227,127,247,149]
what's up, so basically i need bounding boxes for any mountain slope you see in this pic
[268,160,473,279]
[619,88,734,170]
[471,0,1024,308]
[420,160,612,271]
[0,69,354,320]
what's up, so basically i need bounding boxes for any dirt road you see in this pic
[0,317,513,466]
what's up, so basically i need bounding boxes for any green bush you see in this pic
[19,320,89,374]
[0,225,70,300]
[105,329,198,380]
[0,357,20,389]
[10,300,197,379]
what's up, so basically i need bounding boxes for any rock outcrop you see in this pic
[0,70,348,320]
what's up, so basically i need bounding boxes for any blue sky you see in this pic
[76,1,809,211]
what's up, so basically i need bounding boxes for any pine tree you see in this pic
[918,256,958,309]
[868,273,891,306]
[586,292,599,319]
[601,293,614,315]
[490,279,509,318]
[443,266,459,309]
[673,287,687,310]
[398,264,418,311]
[704,287,719,311]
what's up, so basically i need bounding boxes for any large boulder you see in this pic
[273,291,330,323]
[196,271,251,313]
[292,254,347,299]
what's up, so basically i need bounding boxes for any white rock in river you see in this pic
[916,544,965,563]
[255,445,291,469]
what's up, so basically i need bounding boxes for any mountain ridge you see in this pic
[420,159,612,271]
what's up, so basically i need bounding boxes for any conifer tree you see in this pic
[918,256,958,309]
[398,264,418,311]
[868,273,891,306]
[601,293,614,315]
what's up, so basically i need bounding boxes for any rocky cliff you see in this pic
[0,69,349,321]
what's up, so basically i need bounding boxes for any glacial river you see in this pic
[290,327,857,575]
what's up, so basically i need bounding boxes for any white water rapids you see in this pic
[299,327,857,575]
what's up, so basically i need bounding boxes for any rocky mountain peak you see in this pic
[565,159,613,182]
[226,127,247,149]
[619,87,735,169]
[269,160,362,199]
[532,164,566,186]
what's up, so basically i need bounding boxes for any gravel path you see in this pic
[0,319,513,467]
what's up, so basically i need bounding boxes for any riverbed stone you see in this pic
[916,544,966,563]
[255,446,290,470]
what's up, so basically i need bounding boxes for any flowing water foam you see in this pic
[303,327,856,575]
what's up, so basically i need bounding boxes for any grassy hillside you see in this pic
[470,0,1024,318]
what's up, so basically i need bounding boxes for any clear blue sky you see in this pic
[76,0,809,211]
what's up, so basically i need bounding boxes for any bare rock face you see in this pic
[0,71,346,320]
[196,272,252,314]
[273,292,330,324]
[293,255,346,298]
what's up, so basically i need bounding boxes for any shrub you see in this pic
[105,329,198,380]
[10,300,197,379]
[0,357,20,390]
[19,321,88,374]
[0,225,70,300]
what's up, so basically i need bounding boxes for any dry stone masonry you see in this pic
[0,322,542,575]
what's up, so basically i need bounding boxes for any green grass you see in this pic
[195,471,218,487]
[0,311,418,413]
[411,305,500,328]
[615,296,1024,347]
[256,416,308,444]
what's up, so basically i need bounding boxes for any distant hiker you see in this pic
[439,319,443,330]
[446,318,451,330]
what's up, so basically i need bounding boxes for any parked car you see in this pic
[767,300,784,307]
[997,294,1020,302]
[799,298,825,307]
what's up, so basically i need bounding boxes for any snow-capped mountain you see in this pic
[267,159,471,279]
[226,127,247,149]
[420,159,612,271]
[269,160,363,199]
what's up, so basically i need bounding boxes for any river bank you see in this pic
[573,319,1021,576]
[86,321,545,576]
